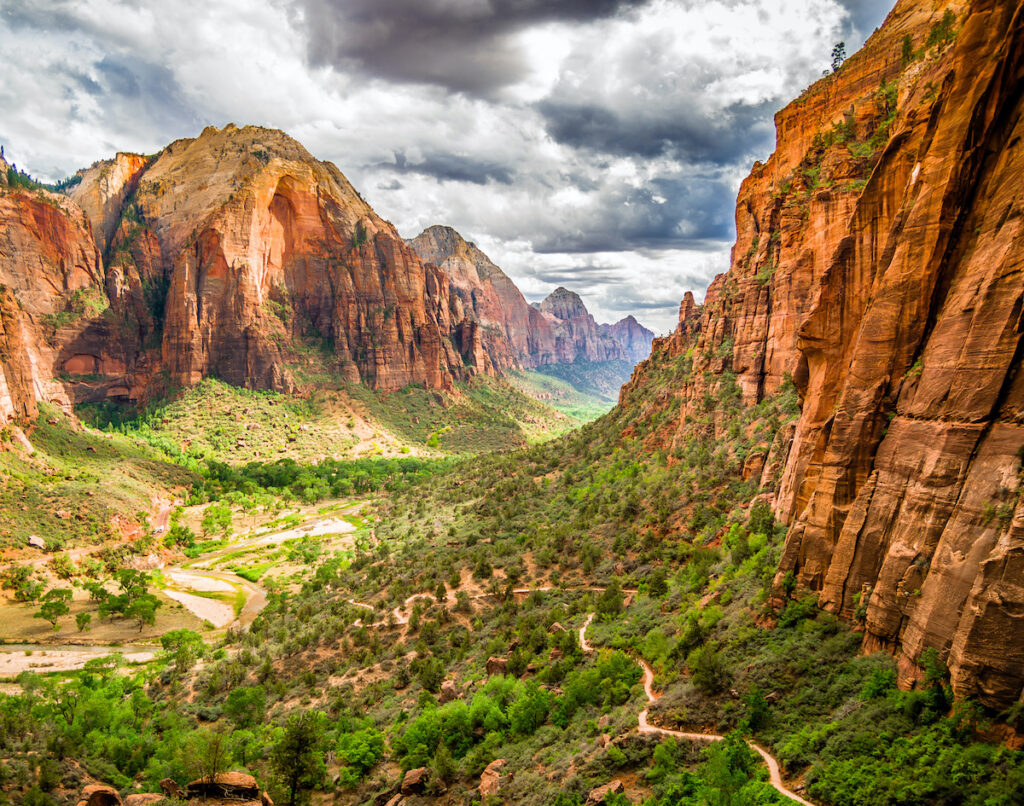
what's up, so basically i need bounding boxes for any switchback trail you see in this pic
[579,613,815,806]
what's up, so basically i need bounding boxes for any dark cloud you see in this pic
[292,0,650,94]
[537,98,776,163]
[529,174,736,253]
[533,267,625,286]
[384,151,515,186]
[91,55,202,137]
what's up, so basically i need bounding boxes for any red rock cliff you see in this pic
[626,0,1024,710]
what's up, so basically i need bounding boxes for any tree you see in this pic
[34,589,72,631]
[689,643,730,695]
[272,711,329,806]
[831,41,847,72]
[224,685,267,729]
[76,612,92,632]
[126,593,161,631]
[597,580,624,617]
[336,728,385,785]
[647,567,669,598]
[901,34,915,66]
[183,728,232,785]
[201,501,233,538]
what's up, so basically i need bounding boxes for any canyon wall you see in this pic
[627,0,1023,710]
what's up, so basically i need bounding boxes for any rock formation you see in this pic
[408,225,654,368]
[1,128,654,419]
[0,182,103,422]
[624,0,1024,710]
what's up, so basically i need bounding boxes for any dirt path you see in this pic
[580,612,815,806]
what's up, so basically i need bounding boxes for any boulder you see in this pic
[438,679,458,704]
[186,773,259,801]
[486,656,507,676]
[27,535,45,550]
[81,784,122,806]
[400,768,429,796]
[383,796,404,806]
[479,758,506,799]
[159,780,184,799]
[586,780,625,806]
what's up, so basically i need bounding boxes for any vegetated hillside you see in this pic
[0,405,197,551]
[623,0,1024,713]
[3,4,1023,806]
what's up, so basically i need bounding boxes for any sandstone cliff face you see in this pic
[0,185,106,421]
[70,153,151,255]
[107,125,489,393]
[407,225,547,369]
[408,227,654,369]
[626,0,1024,710]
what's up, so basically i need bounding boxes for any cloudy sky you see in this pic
[0,0,891,332]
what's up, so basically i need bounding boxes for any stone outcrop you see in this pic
[71,153,151,255]
[408,226,653,369]
[2,128,655,414]
[78,784,122,806]
[624,0,1024,710]
[400,767,430,795]
[585,780,624,806]
[479,758,506,799]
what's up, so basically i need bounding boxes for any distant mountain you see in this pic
[408,227,654,371]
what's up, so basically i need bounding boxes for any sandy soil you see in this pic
[0,646,156,677]
[165,571,236,593]
[161,589,235,627]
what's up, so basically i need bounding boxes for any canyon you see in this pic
[0,128,651,425]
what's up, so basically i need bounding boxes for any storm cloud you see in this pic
[293,0,651,95]
[0,0,894,331]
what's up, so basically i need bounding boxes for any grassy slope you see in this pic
[0,404,197,551]
[78,375,575,466]
[505,369,614,423]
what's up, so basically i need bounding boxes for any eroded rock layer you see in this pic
[625,0,1024,709]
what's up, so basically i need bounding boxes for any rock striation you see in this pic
[625,0,1024,710]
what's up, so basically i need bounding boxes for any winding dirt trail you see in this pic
[580,612,814,806]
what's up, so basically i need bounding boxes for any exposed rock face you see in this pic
[400,767,429,795]
[479,758,506,798]
[70,152,150,254]
[585,780,625,806]
[408,226,653,368]
[114,125,486,393]
[0,184,105,421]
[625,0,1024,710]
